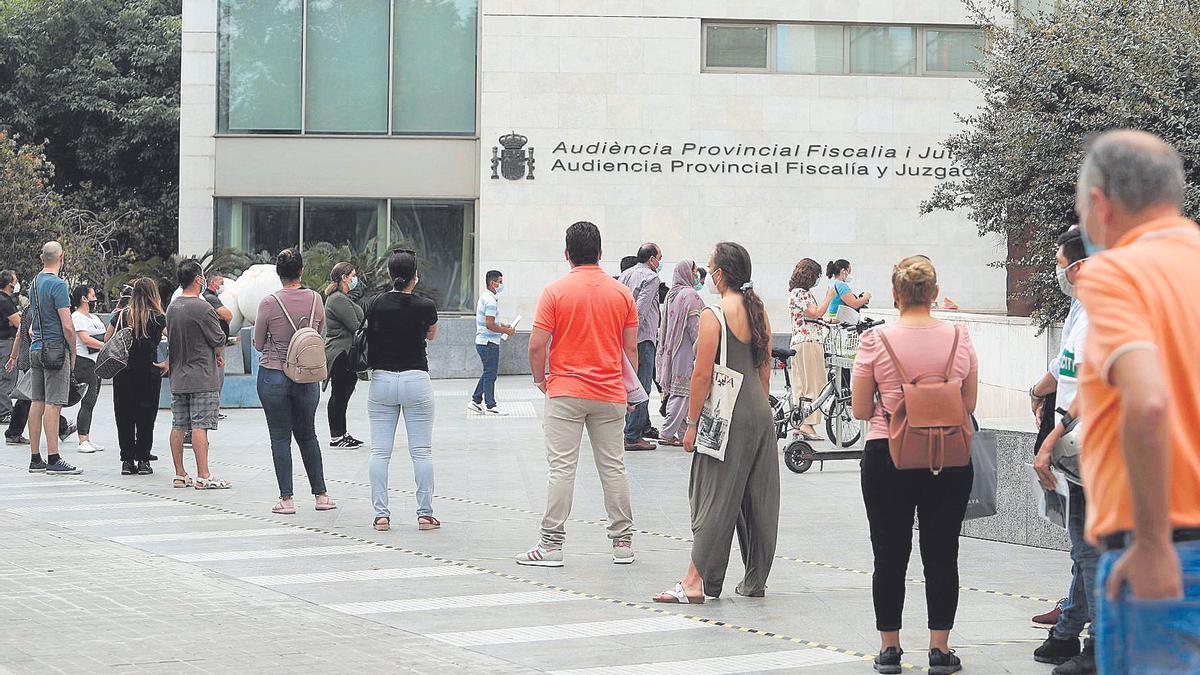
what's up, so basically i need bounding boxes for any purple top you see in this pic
[254,288,326,371]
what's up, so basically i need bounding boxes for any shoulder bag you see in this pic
[877,325,972,474]
[694,306,744,461]
[348,294,381,375]
[96,311,134,380]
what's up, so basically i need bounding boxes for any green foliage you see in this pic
[924,0,1200,326]
[0,132,60,284]
[0,0,181,260]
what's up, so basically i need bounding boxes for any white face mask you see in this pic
[11,282,19,295]
[707,271,720,294]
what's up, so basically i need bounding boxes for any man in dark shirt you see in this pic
[0,270,20,423]
[202,273,233,337]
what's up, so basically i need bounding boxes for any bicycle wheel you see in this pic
[769,395,787,439]
[825,400,862,448]
[783,440,814,474]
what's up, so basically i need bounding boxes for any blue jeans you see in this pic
[1053,483,1101,644]
[368,369,435,518]
[623,340,655,442]
[472,342,500,408]
[257,367,326,499]
[1095,539,1200,674]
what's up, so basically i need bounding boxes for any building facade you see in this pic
[180,0,1013,327]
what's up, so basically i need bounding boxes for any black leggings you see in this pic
[74,357,100,436]
[112,368,161,462]
[326,352,359,438]
[860,439,973,631]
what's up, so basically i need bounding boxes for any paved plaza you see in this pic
[2,376,1072,674]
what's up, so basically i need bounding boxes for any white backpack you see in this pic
[271,291,327,383]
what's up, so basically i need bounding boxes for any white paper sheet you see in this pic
[1023,463,1071,529]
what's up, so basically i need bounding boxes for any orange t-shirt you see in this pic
[1076,216,1200,543]
[533,265,638,404]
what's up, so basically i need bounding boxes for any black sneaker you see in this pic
[28,456,47,473]
[45,459,82,475]
[873,646,903,674]
[1053,643,1096,675]
[1035,631,1081,665]
[136,461,153,475]
[148,453,158,461]
[330,434,364,448]
[642,426,660,440]
[58,423,77,442]
[7,434,29,445]
[121,461,137,475]
[928,648,962,675]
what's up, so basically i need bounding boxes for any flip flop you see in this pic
[418,515,441,530]
[653,582,705,604]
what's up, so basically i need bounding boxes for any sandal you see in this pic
[194,476,231,490]
[658,437,683,447]
[172,475,193,489]
[272,498,296,515]
[315,494,338,511]
[418,515,441,531]
[373,517,390,531]
[653,582,705,605]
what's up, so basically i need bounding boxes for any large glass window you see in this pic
[305,0,391,133]
[849,26,916,75]
[302,199,387,251]
[217,0,303,133]
[215,198,301,254]
[777,24,844,74]
[392,0,478,134]
[704,24,769,70]
[925,29,985,74]
[389,200,475,312]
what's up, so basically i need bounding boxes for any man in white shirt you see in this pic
[471,270,514,415]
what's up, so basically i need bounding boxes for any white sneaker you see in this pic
[514,545,564,567]
[77,441,100,453]
[468,401,484,413]
[484,406,507,416]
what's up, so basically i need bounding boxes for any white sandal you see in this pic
[172,475,193,488]
[194,476,231,490]
[653,582,705,605]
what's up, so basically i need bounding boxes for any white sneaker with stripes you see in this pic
[514,545,564,567]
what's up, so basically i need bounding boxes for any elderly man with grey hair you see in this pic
[1073,130,1200,675]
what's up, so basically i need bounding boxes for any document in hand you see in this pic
[1023,463,1070,529]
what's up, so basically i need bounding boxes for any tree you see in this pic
[0,0,181,260]
[923,0,1200,326]
[0,130,61,284]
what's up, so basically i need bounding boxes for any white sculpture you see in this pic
[219,277,244,335]
[235,263,282,326]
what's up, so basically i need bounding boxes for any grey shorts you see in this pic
[29,348,72,406]
[171,391,220,430]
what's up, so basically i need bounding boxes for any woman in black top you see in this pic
[107,278,167,475]
[365,250,439,531]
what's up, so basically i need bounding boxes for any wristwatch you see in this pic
[1029,386,1046,401]
[686,416,699,427]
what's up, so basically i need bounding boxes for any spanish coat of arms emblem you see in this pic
[490,132,535,180]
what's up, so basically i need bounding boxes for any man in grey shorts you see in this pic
[27,243,81,475]
[165,259,230,489]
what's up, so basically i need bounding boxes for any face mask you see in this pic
[707,272,720,294]
[655,260,664,273]
[495,282,505,294]
[216,283,226,295]
[1080,222,1105,256]
[1055,266,1075,299]
[348,276,359,291]
[11,282,19,295]
[693,280,704,292]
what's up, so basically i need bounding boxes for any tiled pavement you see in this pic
[1,376,1071,674]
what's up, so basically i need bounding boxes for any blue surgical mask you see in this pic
[655,260,664,273]
[1080,223,1104,256]
[495,282,505,294]
[693,279,704,292]
[348,276,359,291]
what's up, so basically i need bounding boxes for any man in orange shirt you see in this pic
[1074,130,1200,674]
[515,221,639,568]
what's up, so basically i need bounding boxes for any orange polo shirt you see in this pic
[1076,216,1200,543]
[533,265,638,404]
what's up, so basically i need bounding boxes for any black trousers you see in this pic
[6,398,70,440]
[74,357,100,436]
[326,352,359,438]
[112,367,161,462]
[861,439,973,631]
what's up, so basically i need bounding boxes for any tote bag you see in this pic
[694,306,743,461]
[964,422,998,521]
[96,311,134,380]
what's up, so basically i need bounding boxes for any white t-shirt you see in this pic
[1052,300,1089,418]
[72,310,106,361]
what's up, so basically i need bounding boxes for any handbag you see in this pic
[964,417,998,520]
[30,277,65,370]
[694,306,744,461]
[96,311,134,380]
[348,295,376,374]
[13,369,33,401]
[66,373,87,408]
[877,326,972,474]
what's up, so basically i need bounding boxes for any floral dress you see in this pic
[789,288,826,345]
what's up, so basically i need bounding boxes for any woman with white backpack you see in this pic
[851,256,978,675]
[254,248,337,515]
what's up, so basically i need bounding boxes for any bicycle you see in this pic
[770,317,883,473]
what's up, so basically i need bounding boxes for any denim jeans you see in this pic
[368,369,435,518]
[472,342,500,408]
[1052,483,1100,644]
[623,340,656,442]
[1095,539,1200,674]
[257,367,326,499]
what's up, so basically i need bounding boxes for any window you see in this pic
[1016,0,1060,19]
[217,0,303,133]
[304,0,391,133]
[389,200,475,312]
[704,24,769,70]
[393,0,478,134]
[849,26,915,75]
[701,21,983,77]
[215,198,301,254]
[777,24,844,74]
[924,29,985,74]
[216,0,478,135]
[215,197,475,312]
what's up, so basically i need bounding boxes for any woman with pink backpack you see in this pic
[851,255,978,675]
